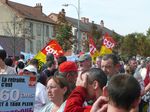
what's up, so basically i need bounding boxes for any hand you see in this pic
[90,96,108,112]
[76,72,88,88]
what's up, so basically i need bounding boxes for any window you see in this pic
[29,22,33,37]
[36,24,41,36]
[46,25,49,37]
[29,40,33,52]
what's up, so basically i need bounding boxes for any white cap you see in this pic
[0,45,3,50]
[24,65,37,74]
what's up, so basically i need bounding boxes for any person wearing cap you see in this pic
[0,49,16,75]
[23,64,49,112]
[78,54,92,75]
[58,61,78,91]
[23,64,38,76]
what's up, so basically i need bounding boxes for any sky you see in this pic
[11,0,150,36]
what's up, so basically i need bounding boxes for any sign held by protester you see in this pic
[89,36,100,63]
[34,39,64,68]
[100,33,116,56]
[0,75,36,111]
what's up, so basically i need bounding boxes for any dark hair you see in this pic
[107,74,141,110]
[0,49,7,61]
[30,59,39,66]
[55,70,77,91]
[57,56,67,65]
[128,58,137,65]
[47,74,71,101]
[86,68,107,89]
[19,54,25,60]
[102,54,119,66]
[4,57,13,66]
[46,61,55,68]
[46,53,54,62]
[38,73,47,86]
[17,61,25,69]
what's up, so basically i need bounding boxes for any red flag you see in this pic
[34,39,64,68]
[89,36,99,62]
[41,40,64,57]
[89,36,97,55]
[100,33,116,56]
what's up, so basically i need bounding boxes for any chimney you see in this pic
[34,3,42,13]
[61,9,66,16]
[100,20,104,27]
[85,18,89,23]
[81,17,86,23]
[0,0,8,4]
[92,21,94,24]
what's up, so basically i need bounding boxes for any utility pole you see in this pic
[62,0,81,54]
[13,16,16,57]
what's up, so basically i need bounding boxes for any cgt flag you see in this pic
[34,39,64,68]
[100,33,116,56]
[89,36,100,63]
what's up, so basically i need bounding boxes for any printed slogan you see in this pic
[0,75,36,112]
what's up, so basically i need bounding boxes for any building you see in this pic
[49,9,118,53]
[0,0,55,56]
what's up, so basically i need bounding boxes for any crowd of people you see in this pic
[0,48,150,112]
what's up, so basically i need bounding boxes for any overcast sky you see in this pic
[11,0,150,36]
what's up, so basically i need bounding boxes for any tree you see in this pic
[120,33,137,58]
[2,16,32,56]
[90,21,103,51]
[55,9,73,52]
[146,27,150,38]
[119,31,150,58]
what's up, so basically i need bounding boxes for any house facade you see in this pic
[0,0,55,56]
[49,9,117,53]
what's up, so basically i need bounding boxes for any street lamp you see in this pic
[62,0,81,53]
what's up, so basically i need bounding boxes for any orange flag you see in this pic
[89,36,99,62]
[34,39,64,68]
[100,33,116,56]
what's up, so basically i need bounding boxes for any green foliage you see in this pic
[146,27,150,38]
[55,9,73,52]
[119,31,150,58]
[90,22,103,51]
[56,24,73,51]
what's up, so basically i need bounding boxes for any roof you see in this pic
[5,1,55,24]
[66,16,116,36]
[49,13,118,36]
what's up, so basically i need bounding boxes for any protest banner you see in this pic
[89,36,100,63]
[34,39,64,68]
[99,33,116,56]
[0,75,36,112]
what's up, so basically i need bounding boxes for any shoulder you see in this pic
[40,102,53,112]
[6,66,16,75]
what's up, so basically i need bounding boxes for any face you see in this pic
[96,58,101,68]
[101,59,116,77]
[81,72,98,101]
[23,70,36,77]
[129,60,137,71]
[86,82,96,101]
[47,78,66,103]
[66,71,78,83]
[78,60,92,72]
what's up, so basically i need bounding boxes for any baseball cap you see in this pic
[78,54,91,62]
[59,61,78,72]
[24,65,37,74]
